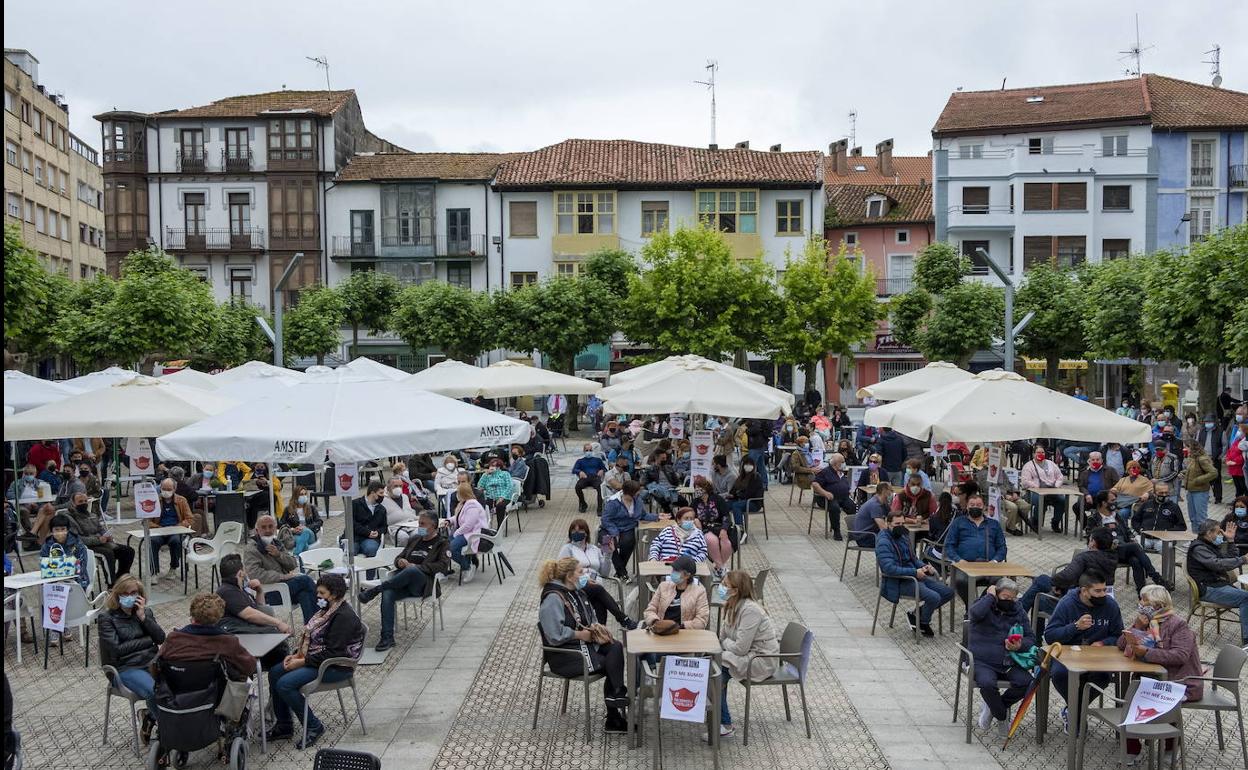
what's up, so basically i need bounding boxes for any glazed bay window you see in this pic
[268,177,317,243]
[554,261,582,278]
[381,184,433,247]
[697,189,757,233]
[641,201,669,237]
[267,118,315,163]
[104,179,149,240]
[556,191,615,234]
[1189,195,1214,243]
[776,200,803,233]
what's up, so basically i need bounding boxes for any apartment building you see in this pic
[95,89,401,307]
[822,139,933,402]
[3,49,105,279]
[932,75,1247,277]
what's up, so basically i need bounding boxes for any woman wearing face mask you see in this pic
[968,579,1036,735]
[557,519,634,628]
[1110,460,1153,511]
[265,573,365,749]
[41,513,91,591]
[836,439,859,467]
[434,454,461,516]
[1227,417,1248,498]
[727,458,764,534]
[643,554,709,631]
[537,557,630,733]
[691,477,735,577]
[278,485,323,555]
[648,506,709,563]
[1220,497,1248,555]
[1116,398,1138,420]
[98,574,166,735]
[716,569,779,738]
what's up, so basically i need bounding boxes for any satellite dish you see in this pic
[1212,74,1223,87]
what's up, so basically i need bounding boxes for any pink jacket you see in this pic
[1020,459,1063,490]
[449,499,489,553]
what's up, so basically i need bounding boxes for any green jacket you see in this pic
[1183,452,1217,492]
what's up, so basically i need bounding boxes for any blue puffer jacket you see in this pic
[40,532,91,589]
[875,529,924,603]
[943,516,1007,563]
[968,593,1035,671]
[600,493,655,537]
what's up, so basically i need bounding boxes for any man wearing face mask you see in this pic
[150,478,196,581]
[1076,451,1119,514]
[1020,445,1066,533]
[969,579,1035,734]
[243,515,318,623]
[1089,490,1171,590]
[215,553,293,651]
[1185,519,1248,646]
[360,511,450,651]
[876,510,953,636]
[1130,481,1186,536]
[571,444,608,514]
[1148,440,1180,490]
[65,491,135,586]
[1221,497,1248,555]
[1043,571,1123,729]
[1194,414,1225,505]
[349,482,387,563]
[943,494,1007,606]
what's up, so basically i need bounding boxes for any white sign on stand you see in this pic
[689,430,714,481]
[1004,468,1020,489]
[987,489,1002,520]
[127,437,154,476]
[133,481,161,519]
[334,463,359,498]
[1119,677,1184,726]
[987,446,1003,485]
[42,582,71,631]
[669,415,685,440]
[660,656,710,723]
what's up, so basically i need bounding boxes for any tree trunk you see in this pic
[561,354,581,432]
[733,349,748,372]
[315,353,325,365]
[351,323,360,359]
[801,360,819,402]
[1197,362,1219,419]
[1045,355,1060,391]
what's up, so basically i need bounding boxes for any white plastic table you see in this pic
[236,632,291,754]
[125,525,195,579]
[3,570,77,664]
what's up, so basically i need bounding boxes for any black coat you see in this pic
[351,496,386,540]
[524,454,551,501]
[98,608,166,670]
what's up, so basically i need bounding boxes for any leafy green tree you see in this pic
[1080,255,1159,396]
[50,275,119,370]
[1015,262,1087,388]
[1142,224,1248,415]
[889,289,933,350]
[204,300,272,368]
[283,284,345,365]
[772,239,879,393]
[3,223,48,350]
[912,241,970,294]
[106,248,218,367]
[919,282,1004,366]
[392,280,494,362]
[622,225,779,361]
[338,269,401,356]
[11,270,72,365]
[582,248,637,296]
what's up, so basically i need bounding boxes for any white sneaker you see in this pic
[165,568,180,580]
[462,565,476,584]
[997,715,1011,738]
[977,702,992,730]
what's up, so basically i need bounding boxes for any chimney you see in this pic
[850,146,863,157]
[828,139,848,175]
[875,138,894,178]
[769,143,782,152]
[708,143,718,150]
[734,140,749,149]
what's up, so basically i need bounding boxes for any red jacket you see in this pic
[1227,433,1245,478]
[27,443,62,472]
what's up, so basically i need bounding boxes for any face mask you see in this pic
[570,531,587,542]
[60,470,72,478]
[868,462,879,470]
[298,495,309,505]
[204,469,213,477]
[995,599,1016,614]
[716,584,729,601]
[1122,402,1130,408]
[411,526,428,538]
[668,572,683,584]
[1035,453,1046,462]
[75,503,88,514]
[890,525,907,539]
[391,488,404,498]
[445,462,456,469]
[1205,422,1215,430]
[80,470,91,477]
[679,520,695,531]
[1164,411,1173,418]
[743,464,754,473]
[1089,461,1102,470]
[909,485,921,494]
[968,507,984,519]
[1154,449,1166,458]
[259,535,274,545]
[1237,415,1245,423]
[576,574,590,589]
[316,597,329,609]
[1138,604,1159,619]
[160,490,174,499]
[1235,508,1247,518]
[1129,468,1141,477]
[584,451,593,458]
[119,595,139,609]
[1214,535,1226,545]
[1088,594,1107,607]
[23,474,34,482]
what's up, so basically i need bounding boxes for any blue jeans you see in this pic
[720,668,732,725]
[1186,491,1209,533]
[268,662,352,731]
[747,449,768,489]
[378,566,429,639]
[291,529,318,555]
[729,499,760,528]
[148,533,183,572]
[449,534,472,571]
[266,574,317,623]
[1203,584,1248,643]
[914,577,955,625]
[117,666,157,716]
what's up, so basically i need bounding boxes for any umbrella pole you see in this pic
[343,494,357,612]
[113,438,122,522]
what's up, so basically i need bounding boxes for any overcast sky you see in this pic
[5,1,1244,158]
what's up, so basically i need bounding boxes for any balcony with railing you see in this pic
[946,204,1015,231]
[332,236,377,259]
[1230,164,1247,189]
[437,233,487,257]
[222,148,254,173]
[1190,166,1215,188]
[166,227,265,251]
[177,147,207,173]
[333,232,488,260]
[876,277,914,297]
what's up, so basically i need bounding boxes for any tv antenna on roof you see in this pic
[1204,44,1223,87]
[306,56,331,92]
[694,60,718,146]
[1119,14,1153,77]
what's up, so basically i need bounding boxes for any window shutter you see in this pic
[961,187,989,212]
[1023,183,1052,211]
[509,201,537,237]
[1023,236,1053,268]
[1056,183,1086,210]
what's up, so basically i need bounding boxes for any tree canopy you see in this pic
[282,283,345,365]
[889,241,1001,367]
[4,223,48,349]
[912,241,970,294]
[392,280,494,362]
[1014,262,1087,387]
[205,300,272,368]
[338,269,401,353]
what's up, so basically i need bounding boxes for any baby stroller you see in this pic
[145,657,253,770]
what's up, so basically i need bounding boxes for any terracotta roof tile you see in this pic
[821,155,931,185]
[1143,74,1248,129]
[155,90,356,119]
[824,183,933,228]
[336,151,522,182]
[494,139,822,188]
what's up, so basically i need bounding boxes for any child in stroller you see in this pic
[146,656,254,770]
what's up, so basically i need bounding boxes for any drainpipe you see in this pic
[498,190,506,288]
[483,181,490,292]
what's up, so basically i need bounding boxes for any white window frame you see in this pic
[5,192,19,218]
[1028,136,1054,155]
[1188,137,1217,188]
[866,194,888,218]
[553,260,583,278]
[4,140,16,166]
[1101,133,1129,157]
[843,232,859,248]
[1189,194,1215,243]
[958,143,983,159]
[895,229,910,244]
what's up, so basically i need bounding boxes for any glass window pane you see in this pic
[739,214,756,234]
[719,191,736,213]
[578,214,594,233]
[557,214,573,234]
[698,192,716,212]
[739,191,757,212]
[557,193,573,213]
[598,214,613,234]
[597,193,613,213]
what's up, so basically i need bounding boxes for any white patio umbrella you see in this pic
[855,361,974,402]
[213,360,306,384]
[403,359,601,399]
[598,357,793,419]
[62,366,140,392]
[161,367,221,391]
[402,360,484,397]
[609,354,764,386]
[3,370,83,413]
[862,369,1152,444]
[343,356,409,381]
[214,370,299,403]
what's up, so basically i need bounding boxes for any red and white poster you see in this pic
[1119,677,1184,726]
[660,656,710,723]
[987,446,1003,485]
[133,481,160,519]
[668,415,685,440]
[127,437,154,476]
[689,430,714,481]
[42,582,71,632]
[335,463,359,498]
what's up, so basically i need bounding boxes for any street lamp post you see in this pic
[271,252,304,366]
[976,248,1033,372]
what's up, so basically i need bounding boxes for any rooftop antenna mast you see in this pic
[306,56,331,92]
[1119,14,1153,77]
[1204,44,1223,87]
[694,60,718,146]
[847,110,857,151]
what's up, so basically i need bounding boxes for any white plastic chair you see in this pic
[503,478,524,535]
[467,516,515,583]
[184,521,245,593]
[298,546,347,577]
[358,546,405,591]
[396,572,447,641]
[44,582,108,669]
[259,582,295,629]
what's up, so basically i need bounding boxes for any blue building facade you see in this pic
[1153,129,1247,250]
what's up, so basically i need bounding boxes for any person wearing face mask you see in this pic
[810,406,831,439]
[726,458,764,537]
[348,481,388,564]
[244,515,319,622]
[53,463,84,506]
[278,485,323,555]
[98,574,166,734]
[812,452,856,541]
[1089,490,1172,590]
[877,510,954,636]
[1044,571,1123,728]
[447,482,489,583]
[643,554,710,631]
[215,553,293,651]
[149,478,195,581]
[855,453,884,490]
[716,569,779,738]
[709,455,737,497]
[41,513,91,590]
[1186,519,1248,646]
[1193,414,1225,505]
[360,511,451,650]
[64,491,134,586]
[1020,444,1067,533]
[1220,496,1248,555]
[1019,527,1119,636]
[571,443,608,514]
[556,518,634,629]
[852,483,893,547]
[648,506,710,563]
[889,472,937,519]
[1130,481,1186,537]
[434,454,461,515]
[1076,451,1119,514]
[1227,410,1248,498]
[943,494,1008,605]
[1115,398,1138,420]
[1147,440,1180,492]
[478,456,515,524]
[601,480,660,580]
[381,476,420,545]
[5,464,41,509]
[969,579,1036,735]
[690,478,735,576]
[1109,460,1153,512]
